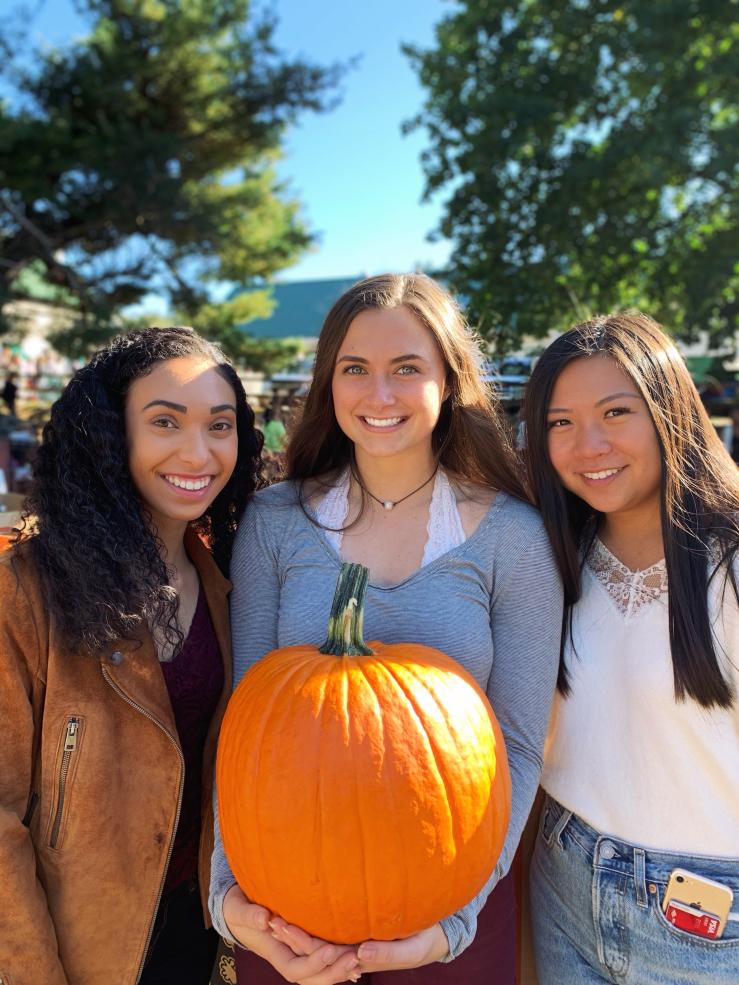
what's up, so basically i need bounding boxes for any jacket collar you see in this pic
[101,527,233,731]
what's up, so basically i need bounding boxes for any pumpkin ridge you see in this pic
[356,642,425,930]
[226,651,322,913]
[389,657,492,909]
[375,658,460,871]
[233,659,290,904]
[340,660,375,941]
[353,654,418,939]
[359,656,464,931]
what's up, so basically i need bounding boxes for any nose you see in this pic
[576,421,612,458]
[367,373,398,408]
[177,427,211,469]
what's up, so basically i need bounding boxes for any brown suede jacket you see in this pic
[0,528,233,985]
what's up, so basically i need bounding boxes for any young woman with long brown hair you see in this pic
[523,312,739,984]
[208,272,562,985]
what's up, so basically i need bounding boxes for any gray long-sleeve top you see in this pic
[209,480,563,959]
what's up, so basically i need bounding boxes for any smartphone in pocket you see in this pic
[662,868,734,938]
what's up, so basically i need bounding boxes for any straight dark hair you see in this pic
[286,272,527,504]
[524,311,737,709]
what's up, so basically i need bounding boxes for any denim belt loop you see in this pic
[633,847,648,908]
[550,805,574,849]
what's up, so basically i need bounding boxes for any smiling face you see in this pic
[331,306,449,467]
[125,356,238,530]
[546,354,663,525]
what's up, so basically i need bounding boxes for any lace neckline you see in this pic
[586,538,668,618]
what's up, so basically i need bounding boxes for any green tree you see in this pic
[0,0,343,355]
[406,0,738,350]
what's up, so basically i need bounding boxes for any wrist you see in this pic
[221,882,241,942]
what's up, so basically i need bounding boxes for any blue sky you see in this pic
[12,0,454,288]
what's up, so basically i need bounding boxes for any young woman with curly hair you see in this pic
[0,326,262,985]
[523,312,739,984]
[208,273,562,984]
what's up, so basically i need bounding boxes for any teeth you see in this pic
[583,468,621,480]
[364,417,403,428]
[164,475,211,490]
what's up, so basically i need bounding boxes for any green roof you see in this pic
[231,277,361,339]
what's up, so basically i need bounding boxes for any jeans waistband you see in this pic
[541,794,739,908]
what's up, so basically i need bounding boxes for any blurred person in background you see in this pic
[2,370,18,416]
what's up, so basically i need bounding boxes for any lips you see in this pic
[360,415,406,429]
[580,466,625,481]
[161,474,214,491]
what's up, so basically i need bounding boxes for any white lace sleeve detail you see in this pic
[313,468,351,554]
[422,469,467,566]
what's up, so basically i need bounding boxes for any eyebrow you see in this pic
[142,399,237,414]
[337,353,427,364]
[547,391,641,413]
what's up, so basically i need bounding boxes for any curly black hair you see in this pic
[20,326,263,657]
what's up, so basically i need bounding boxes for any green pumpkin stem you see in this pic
[319,562,375,656]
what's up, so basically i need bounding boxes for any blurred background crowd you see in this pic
[1,0,737,526]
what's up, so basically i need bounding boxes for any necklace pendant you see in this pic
[383,500,395,511]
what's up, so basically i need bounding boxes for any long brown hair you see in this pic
[524,311,738,708]
[286,273,527,503]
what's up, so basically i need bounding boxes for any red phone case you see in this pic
[664,900,722,939]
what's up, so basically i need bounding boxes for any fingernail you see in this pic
[323,946,336,963]
[357,945,374,960]
[268,920,275,931]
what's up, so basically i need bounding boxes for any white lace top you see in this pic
[587,537,668,618]
[315,467,467,563]
[542,539,739,855]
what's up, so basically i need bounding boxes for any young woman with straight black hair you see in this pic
[523,311,739,985]
[0,326,262,985]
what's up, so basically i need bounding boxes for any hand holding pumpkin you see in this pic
[356,923,450,971]
[271,918,450,973]
[223,884,361,984]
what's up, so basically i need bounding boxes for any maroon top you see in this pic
[160,585,224,895]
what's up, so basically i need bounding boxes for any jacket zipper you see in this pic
[49,717,79,848]
[101,666,184,983]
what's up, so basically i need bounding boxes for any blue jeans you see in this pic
[530,795,739,984]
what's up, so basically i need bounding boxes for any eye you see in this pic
[604,406,631,418]
[396,364,420,375]
[211,420,234,432]
[547,417,570,429]
[342,364,367,375]
[152,416,177,429]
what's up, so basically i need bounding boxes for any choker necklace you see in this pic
[353,464,439,511]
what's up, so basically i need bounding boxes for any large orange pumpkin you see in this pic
[217,563,511,944]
